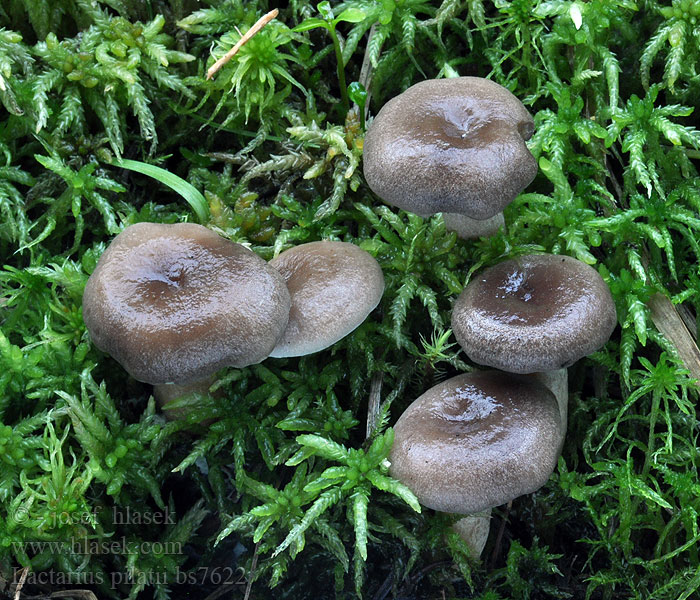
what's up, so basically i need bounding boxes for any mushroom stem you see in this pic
[530,368,568,440]
[451,509,491,559]
[154,375,216,421]
[443,212,505,239]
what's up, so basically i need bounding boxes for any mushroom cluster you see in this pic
[82,223,384,389]
[363,77,617,557]
[363,76,537,238]
[81,75,617,563]
[388,254,617,554]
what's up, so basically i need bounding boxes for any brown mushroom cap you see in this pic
[269,241,384,358]
[82,222,291,384]
[363,77,536,220]
[389,371,562,514]
[451,254,617,374]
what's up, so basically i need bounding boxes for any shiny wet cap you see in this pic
[389,371,562,514]
[82,222,291,384]
[363,77,536,220]
[451,254,617,373]
[269,241,384,357]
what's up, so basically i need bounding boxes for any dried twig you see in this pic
[677,303,698,341]
[202,583,242,600]
[358,24,377,122]
[243,540,260,600]
[648,293,700,379]
[366,371,383,440]
[12,567,28,600]
[206,9,279,80]
[50,591,98,599]
[205,152,246,165]
[488,500,512,569]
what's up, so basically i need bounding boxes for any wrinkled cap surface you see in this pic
[452,254,617,373]
[82,222,291,384]
[269,241,384,358]
[389,371,562,514]
[363,77,536,220]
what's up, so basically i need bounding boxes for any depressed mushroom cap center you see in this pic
[108,235,267,330]
[475,259,591,326]
[400,95,530,151]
